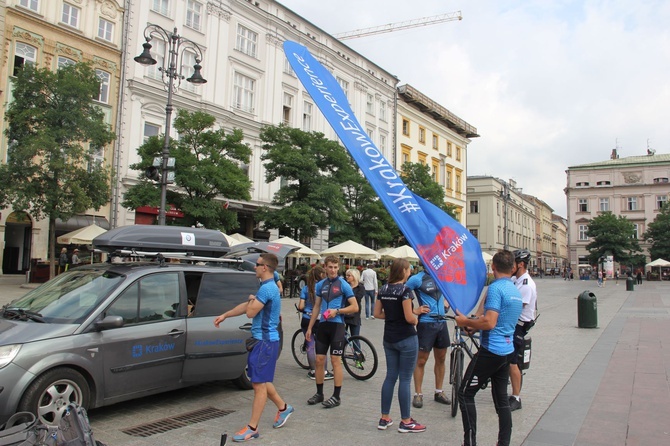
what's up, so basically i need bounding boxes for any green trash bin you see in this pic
[578,290,598,328]
[626,277,635,291]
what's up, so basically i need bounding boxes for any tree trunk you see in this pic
[49,217,56,279]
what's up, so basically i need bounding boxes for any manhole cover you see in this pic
[122,407,234,437]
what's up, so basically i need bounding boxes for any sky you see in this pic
[278,0,670,217]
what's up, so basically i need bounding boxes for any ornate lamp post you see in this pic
[134,24,206,225]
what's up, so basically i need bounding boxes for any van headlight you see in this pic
[0,344,21,369]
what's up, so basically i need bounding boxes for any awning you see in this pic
[56,215,110,232]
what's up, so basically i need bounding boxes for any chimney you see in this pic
[611,148,618,160]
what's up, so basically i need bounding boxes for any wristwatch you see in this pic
[336,308,340,315]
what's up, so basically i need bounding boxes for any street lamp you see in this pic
[134,24,207,225]
[499,182,510,250]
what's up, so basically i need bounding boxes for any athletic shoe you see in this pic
[377,418,393,430]
[366,317,369,320]
[412,394,423,408]
[273,404,294,429]
[434,391,452,405]
[398,418,426,433]
[307,393,324,405]
[307,370,334,380]
[322,396,341,408]
[371,316,375,319]
[232,425,259,442]
[509,396,522,411]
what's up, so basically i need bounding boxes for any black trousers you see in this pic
[458,347,514,446]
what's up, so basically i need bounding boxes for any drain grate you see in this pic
[122,407,234,437]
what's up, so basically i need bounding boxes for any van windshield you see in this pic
[3,269,125,324]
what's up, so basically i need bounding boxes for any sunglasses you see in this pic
[255,262,265,267]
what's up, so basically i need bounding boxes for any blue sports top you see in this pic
[406,271,447,323]
[315,276,354,324]
[299,285,316,320]
[273,271,281,283]
[481,277,523,355]
[251,278,281,342]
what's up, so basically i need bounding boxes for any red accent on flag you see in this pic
[418,226,467,285]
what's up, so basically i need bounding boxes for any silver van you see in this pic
[0,259,262,426]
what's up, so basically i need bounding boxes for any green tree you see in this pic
[257,125,351,239]
[122,110,252,231]
[585,211,641,265]
[0,63,115,278]
[643,202,670,260]
[400,162,457,217]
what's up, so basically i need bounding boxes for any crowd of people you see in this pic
[215,249,538,445]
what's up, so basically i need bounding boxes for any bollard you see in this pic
[577,290,598,328]
[626,277,635,291]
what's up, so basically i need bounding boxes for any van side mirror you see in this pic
[94,315,124,331]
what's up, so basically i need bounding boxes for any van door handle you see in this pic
[239,323,252,331]
[168,329,185,337]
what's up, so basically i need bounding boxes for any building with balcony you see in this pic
[565,149,670,270]
[115,0,398,252]
[396,84,478,224]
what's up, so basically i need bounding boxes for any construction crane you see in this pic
[333,11,462,40]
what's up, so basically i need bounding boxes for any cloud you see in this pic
[279,0,670,216]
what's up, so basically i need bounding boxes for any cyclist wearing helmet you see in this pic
[509,249,537,412]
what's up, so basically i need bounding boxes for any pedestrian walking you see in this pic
[361,263,378,319]
[214,253,293,442]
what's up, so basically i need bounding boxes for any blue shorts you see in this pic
[247,340,280,383]
[417,321,450,351]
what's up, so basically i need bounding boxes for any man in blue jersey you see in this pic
[406,267,451,408]
[455,250,523,446]
[214,253,293,442]
[306,255,358,408]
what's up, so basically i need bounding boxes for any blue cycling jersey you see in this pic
[251,278,281,342]
[315,276,354,324]
[406,271,447,323]
[480,277,522,355]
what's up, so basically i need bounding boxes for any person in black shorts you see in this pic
[406,267,451,407]
[306,255,358,408]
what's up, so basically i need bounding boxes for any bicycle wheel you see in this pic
[450,347,463,418]
[342,335,378,380]
[291,329,310,369]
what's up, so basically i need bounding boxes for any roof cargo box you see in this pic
[93,225,232,257]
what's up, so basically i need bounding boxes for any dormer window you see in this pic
[576,182,589,187]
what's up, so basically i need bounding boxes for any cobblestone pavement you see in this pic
[1,274,666,445]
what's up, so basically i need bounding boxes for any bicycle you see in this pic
[439,314,481,418]
[291,305,378,380]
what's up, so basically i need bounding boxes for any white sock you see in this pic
[435,389,443,394]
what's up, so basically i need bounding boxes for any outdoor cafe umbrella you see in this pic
[320,240,379,260]
[645,258,670,278]
[229,233,254,244]
[57,224,107,245]
[220,233,241,247]
[274,236,321,258]
[386,245,420,262]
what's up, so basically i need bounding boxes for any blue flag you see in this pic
[283,41,486,314]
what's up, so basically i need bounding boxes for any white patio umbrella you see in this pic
[377,247,395,259]
[57,224,107,245]
[229,233,254,244]
[320,240,379,260]
[386,245,420,261]
[645,258,670,267]
[274,236,321,258]
[220,233,241,247]
[482,252,493,262]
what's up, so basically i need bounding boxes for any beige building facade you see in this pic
[0,0,123,274]
[466,176,538,266]
[396,84,478,224]
[565,151,670,270]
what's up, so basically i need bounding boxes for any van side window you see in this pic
[107,273,180,324]
[193,272,257,317]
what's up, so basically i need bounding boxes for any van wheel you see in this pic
[18,368,90,426]
[232,366,253,390]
